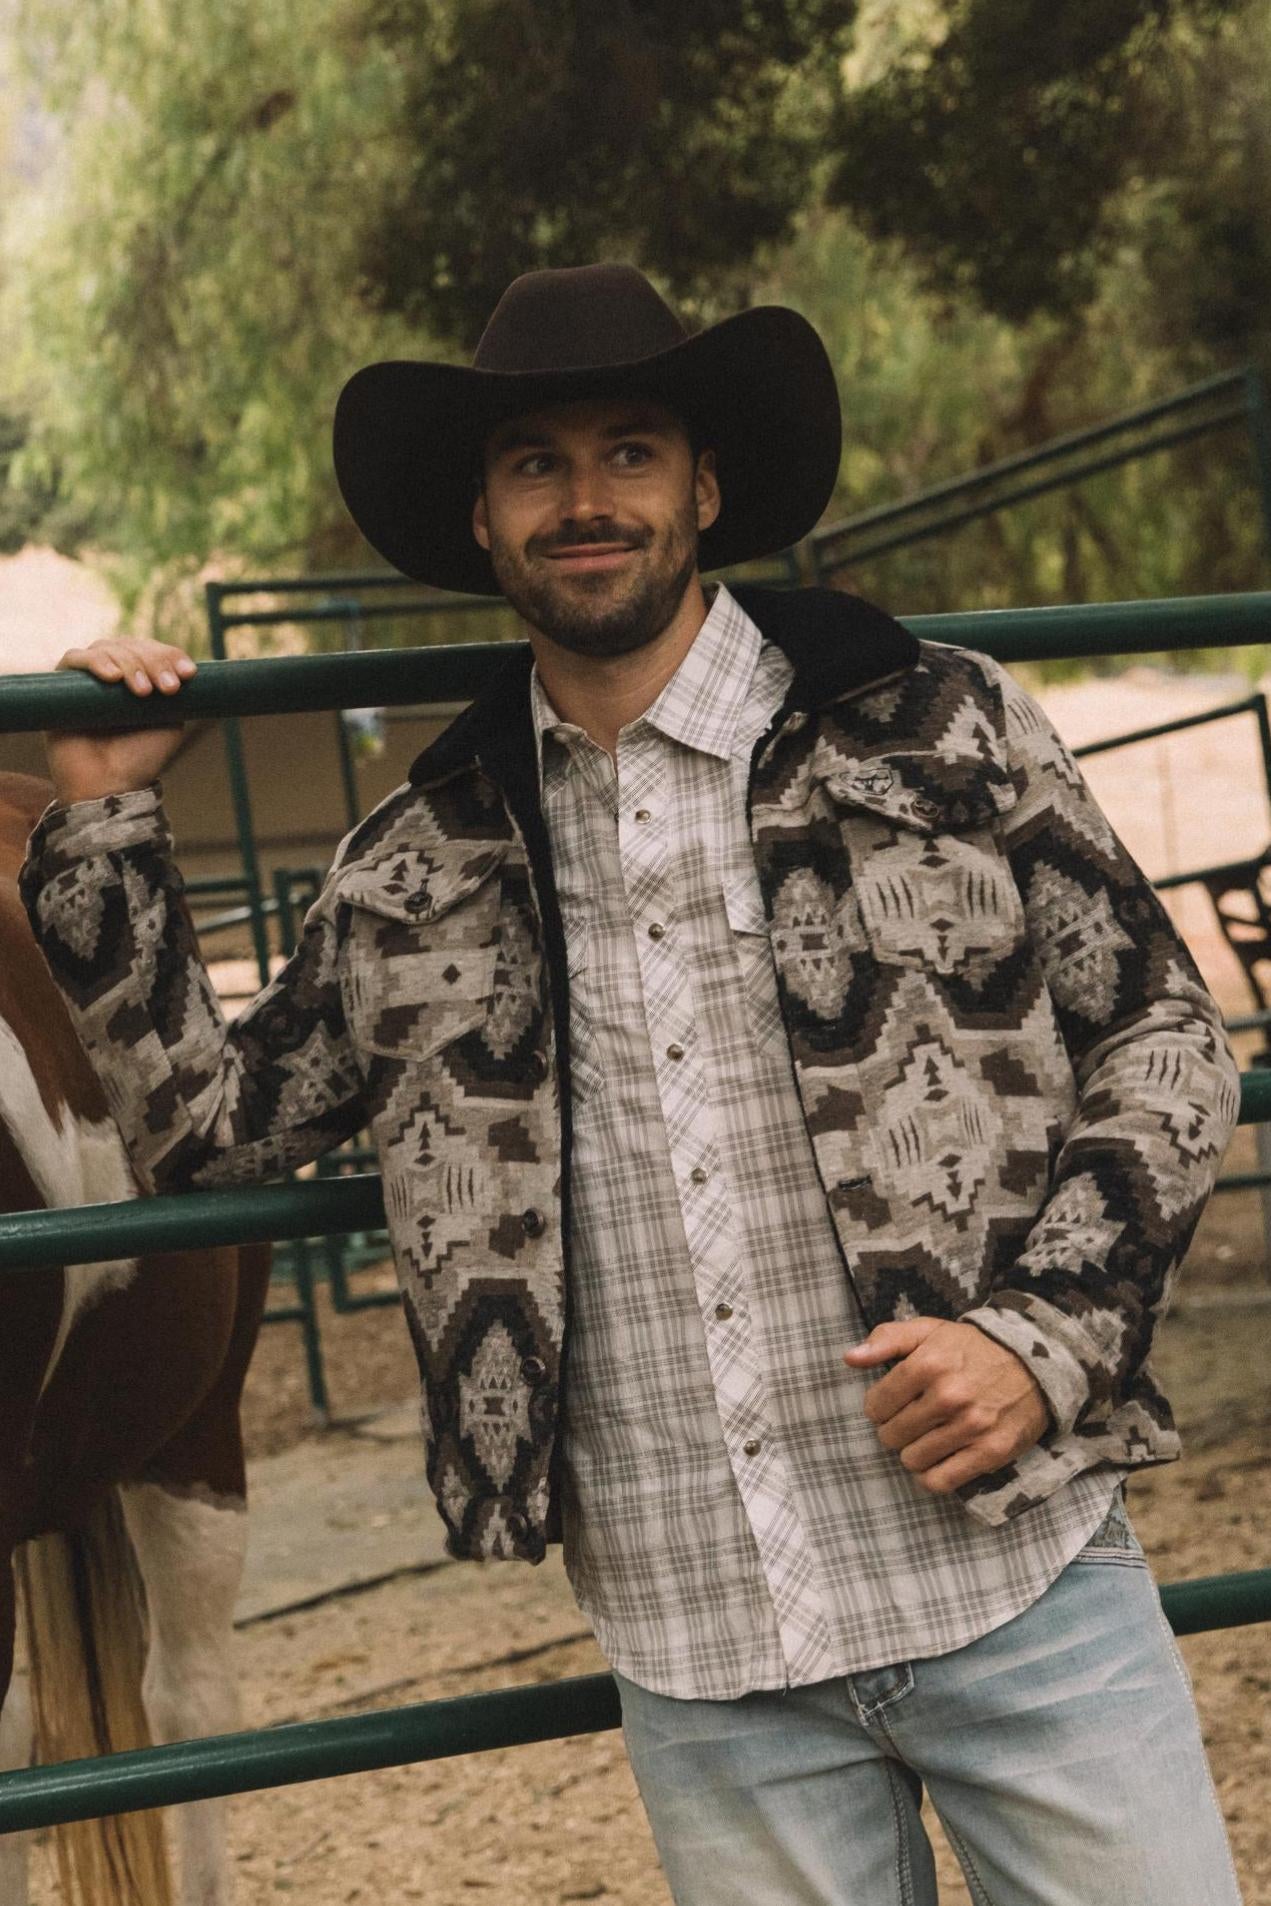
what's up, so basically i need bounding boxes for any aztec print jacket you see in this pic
[21,585,1240,1563]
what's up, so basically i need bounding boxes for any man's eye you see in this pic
[612,442,653,468]
[514,453,555,477]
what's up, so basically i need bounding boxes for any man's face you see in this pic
[472,397,720,659]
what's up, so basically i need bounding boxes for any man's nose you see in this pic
[559,460,612,521]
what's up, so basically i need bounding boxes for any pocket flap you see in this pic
[820,750,1017,834]
[724,879,770,937]
[335,840,508,923]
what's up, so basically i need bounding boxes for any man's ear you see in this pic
[472,487,491,551]
[695,449,721,535]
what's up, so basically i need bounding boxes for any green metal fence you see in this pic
[808,365,1271,580]
[2,590,1270,1836]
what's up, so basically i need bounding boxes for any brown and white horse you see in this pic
[0,771,270,1906]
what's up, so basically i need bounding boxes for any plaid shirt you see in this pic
[533,586,1116,1699]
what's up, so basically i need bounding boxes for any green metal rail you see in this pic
[0,1558,1265,1831]
[5,591,1271,738]
[5,1062,1271,1274]
[3,588,1269,1837]
[809,365,1271,577]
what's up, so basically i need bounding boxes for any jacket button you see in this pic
[506,1510,530,1541]
[521,1355,547,1382]
[521,1207,546,1238]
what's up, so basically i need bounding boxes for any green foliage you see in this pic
[760,206,1271,666]
[826,0,1258,335]
[0,0,1267,664]
[361,0,858,345]
[2,0,424,632]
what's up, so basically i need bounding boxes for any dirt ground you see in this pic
[25,666,1271,1903]
[199,1183,1267,1906]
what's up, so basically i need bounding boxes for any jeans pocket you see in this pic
[1073,1486,1148,1566]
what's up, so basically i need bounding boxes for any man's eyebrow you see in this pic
[487,427,553,456]
[600,414,674,438]
[487,412,675,458]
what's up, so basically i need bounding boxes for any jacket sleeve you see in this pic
[19,784,368,1192]
[958,661,1241,1437]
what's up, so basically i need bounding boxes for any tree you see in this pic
[825,0,1261,342]
[361,0,858,345]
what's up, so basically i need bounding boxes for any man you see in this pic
[25,264,1243,1903]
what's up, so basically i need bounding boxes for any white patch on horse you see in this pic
[0,1016,138,1380]
[119,1483,247,1906]
[0,1663,33,1904]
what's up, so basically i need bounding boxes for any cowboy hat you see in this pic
[333,263,842,596]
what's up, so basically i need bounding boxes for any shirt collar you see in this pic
[643,584,761,761]
[529,582,763,780]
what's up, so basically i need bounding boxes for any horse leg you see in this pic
[117,1239,269,1906]
[0,1558,32,1906]
[117,1481,246,1906]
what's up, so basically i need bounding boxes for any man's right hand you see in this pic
[44,638,198,805]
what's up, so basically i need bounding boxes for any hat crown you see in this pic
[472,264,688,376]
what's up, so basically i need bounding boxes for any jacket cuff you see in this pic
[958,1294,1095,1438]
[25,784,169,872]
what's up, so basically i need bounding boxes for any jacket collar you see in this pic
[408,584,919,791]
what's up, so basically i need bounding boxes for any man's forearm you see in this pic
[20,788,367,1191]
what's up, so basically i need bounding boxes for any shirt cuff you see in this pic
[26,784,170,871]
[958,1295,1094,1439]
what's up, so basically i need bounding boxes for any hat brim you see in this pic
[332,306,842,596]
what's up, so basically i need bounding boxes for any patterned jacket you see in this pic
[21,585,1240,1562]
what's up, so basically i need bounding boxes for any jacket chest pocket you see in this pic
[336,846,505,1064]
[820,757,1024,982]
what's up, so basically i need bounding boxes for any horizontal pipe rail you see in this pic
[0,1565,1267,1834]
[1,1057,1269,1273]
[0,1674,622,1832]
[811,368,1254,554]
[0,1174,387,1271]
[4,595,1271,736]
[1071,695,1265,760]
[814,411,1251,568]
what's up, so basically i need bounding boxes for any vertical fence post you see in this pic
[1245,368,1271,573]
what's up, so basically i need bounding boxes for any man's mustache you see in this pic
[528,521,654,558]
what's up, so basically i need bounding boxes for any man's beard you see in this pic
[487,502,700,658]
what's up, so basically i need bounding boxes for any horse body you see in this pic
[0,771,270,1906]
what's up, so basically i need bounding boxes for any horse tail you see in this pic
[16,1488,175,1906]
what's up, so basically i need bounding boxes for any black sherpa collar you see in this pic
[409,585,919,792]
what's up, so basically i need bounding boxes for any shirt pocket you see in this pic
[563,912,605,1105]
[723,879,786,1054]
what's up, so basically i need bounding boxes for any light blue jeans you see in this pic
[616,1498,1243,1905]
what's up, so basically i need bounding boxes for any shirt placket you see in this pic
[618,724,833,1684]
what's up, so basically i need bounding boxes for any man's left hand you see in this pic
[843,1318,1050,1495]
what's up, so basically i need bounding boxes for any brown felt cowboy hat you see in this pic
[333,263,842,597]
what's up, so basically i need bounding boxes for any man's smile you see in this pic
[542,543,639,573]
